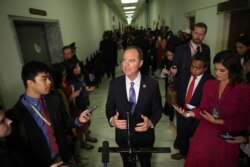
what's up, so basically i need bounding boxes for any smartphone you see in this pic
[88,105,97,114]
[186,104,196,110]
[219,134,235,140]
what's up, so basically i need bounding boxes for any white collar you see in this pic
[126,72,141,85]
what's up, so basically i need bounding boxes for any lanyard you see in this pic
[29,104,51,126]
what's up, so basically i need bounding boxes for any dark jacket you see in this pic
[106,75,163,147]
[6,94,75,167]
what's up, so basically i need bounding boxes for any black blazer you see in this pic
[173,42,210,93]
[177,73,214,107]
[177,73,214,135]
[6,94,75,167]
[106,75,162,147]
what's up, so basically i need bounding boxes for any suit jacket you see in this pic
[99,38,117,67]
[177,73,214,135]
[173,42,210,93]
[178,73,214,108]
[106,75,162,147]
[6,93,75,167]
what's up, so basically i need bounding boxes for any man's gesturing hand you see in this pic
[112,112,127,129]
[135,115,152,132]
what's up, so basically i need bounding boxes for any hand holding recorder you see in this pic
[78,106,97,123]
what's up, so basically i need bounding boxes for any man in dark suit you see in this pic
[61,44,93,86]
[171,22,210,150]
[6,61,92,167]
[99,31,118,79]
[106,46,163,167]
[132,30,150,76]
[171,53,214,160]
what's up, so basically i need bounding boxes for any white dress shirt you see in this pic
[125,72,141,103]
[186,74,203,98]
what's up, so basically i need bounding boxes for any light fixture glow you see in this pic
[121,0,138,4]
[125,14,134,17]
[125,11,134,14]
[127,17,132,25]
[123,6,136,10]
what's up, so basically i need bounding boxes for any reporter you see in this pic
[173,50,250,167]
[0,106,26,167]
[6,61,92,167]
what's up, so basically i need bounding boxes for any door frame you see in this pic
[9,15,63,65]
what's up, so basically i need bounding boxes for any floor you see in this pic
[77,50,185,167]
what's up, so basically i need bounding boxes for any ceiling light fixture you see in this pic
[126,14,134,17]
[125,11,134,14]
[121,0,138,4]
[123,6,136,10]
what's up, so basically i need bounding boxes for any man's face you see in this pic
[191,60,207,77]
[122,48,143,80]
[27,72,52,96]
[166,51,174,61]
[192,27,207,44]
[0,111,12,138]
[63,48,74,60]
[214,63,229,82]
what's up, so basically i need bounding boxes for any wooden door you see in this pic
[227,9,250,49]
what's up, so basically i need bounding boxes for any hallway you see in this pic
[80,52,184,166]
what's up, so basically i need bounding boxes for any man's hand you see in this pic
[172,104,195,118]
[86,86,95,92]
[50,161,68,167]
[135,115,152,132]
[112,112,127,129]
[79,109,92,123]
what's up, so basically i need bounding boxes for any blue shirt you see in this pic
[21,95,58,159]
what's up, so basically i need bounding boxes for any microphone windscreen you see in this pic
[102,141,109,163]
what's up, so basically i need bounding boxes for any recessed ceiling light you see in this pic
[125,11,134,14]
[121,0,138,4]
[123,6,136,10]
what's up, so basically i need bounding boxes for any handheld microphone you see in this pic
[102,141,109,164]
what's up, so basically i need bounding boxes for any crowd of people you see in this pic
[0,22,250,167]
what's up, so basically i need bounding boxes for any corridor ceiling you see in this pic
[103,0,147,24]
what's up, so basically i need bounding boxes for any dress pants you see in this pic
[121,152,151,167]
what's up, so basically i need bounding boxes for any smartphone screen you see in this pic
[219,134,235,140]
[186,104,196,110]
